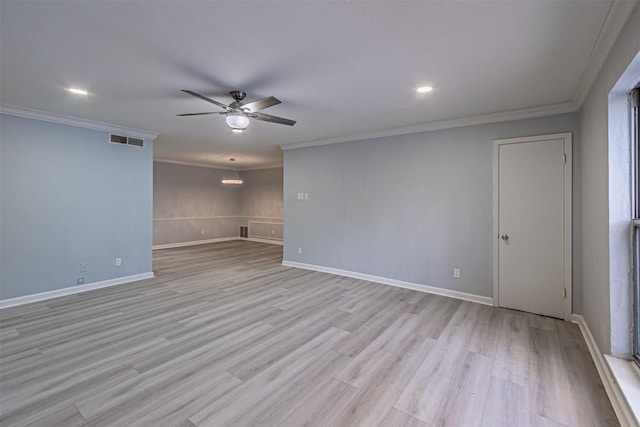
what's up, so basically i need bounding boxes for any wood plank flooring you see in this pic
[0,241,618,426]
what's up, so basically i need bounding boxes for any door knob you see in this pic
[501,234,509,241]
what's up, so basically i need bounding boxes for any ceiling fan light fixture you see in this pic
[225,112,250,129]
[179,90,295,128]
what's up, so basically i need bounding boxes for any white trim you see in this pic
[492,138,500,308]
[240,237,284,246]
[241,217,283,221]
[153,216,284,222]
[248,221,284,226]
[281,260,493,306]
[280,102,577,151]
[154,216,239,221]
[0,104,158,140]
[0,272,155,310]
[606,356,640,427]
[573,0,638,107]
[564,134,573,321]
[248,220,284,242]
[153,158,283,171]
[492,132,573,321]
[153,235,285,249]
[152,237,238,250]
[571,314,639,427]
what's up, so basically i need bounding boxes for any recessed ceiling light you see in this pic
[416,86,433,93]
[67,87,88,96]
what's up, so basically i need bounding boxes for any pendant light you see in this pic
[221,158,243,185]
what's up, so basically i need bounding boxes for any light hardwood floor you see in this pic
[0,241,618,426]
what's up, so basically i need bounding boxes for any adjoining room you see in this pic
[1,1,639,426]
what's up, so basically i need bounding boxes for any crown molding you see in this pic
[153,157,283,171]
[0,104,158,140]
[573,0,638,108]
[153,158,232,170]
[281,101,577,151]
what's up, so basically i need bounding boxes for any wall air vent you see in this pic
[110,134,127,145]
[109,134,144,148]
[127,137,144,147]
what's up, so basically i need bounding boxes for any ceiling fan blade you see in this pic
[241,96,281,112]
[251,112,296,126]
[176,112,219,116]
[181,90,228,110]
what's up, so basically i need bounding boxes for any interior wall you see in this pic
[283,112,580,303]
[153,162,241,245]
[239,168,283,219]
[153,163,283,245]
[240,168,284,240]
[579,5,639,357]
[0,114,153,300]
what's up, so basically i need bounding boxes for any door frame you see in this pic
[492,132,573,320]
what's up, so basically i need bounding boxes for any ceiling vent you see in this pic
[109,134,144,148]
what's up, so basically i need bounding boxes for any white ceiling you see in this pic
[0,1,634,169]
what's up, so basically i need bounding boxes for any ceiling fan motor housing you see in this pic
[230,91,246,102]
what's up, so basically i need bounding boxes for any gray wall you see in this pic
[284,113,580,304]
[0,114,153,300]
[153,162,241,245]
[579,6,639,356]
[240,168,284,240]
[240,168,283,219]
[153,163,283,245]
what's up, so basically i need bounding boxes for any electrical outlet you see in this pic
[272,229,275,235]
[77,277,85,284]
[80,263,87,272]
[453,268,461,279]
[201,229,205,235]
[297,193,304,200]
[115,257,122,267]
[298,247,302,254]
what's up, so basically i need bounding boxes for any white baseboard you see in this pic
[571,314,638,427]
[242,237,284,246]
[281,260,493,306]
[152,237,238,250]
[0,272,155,310]
[154,237,283,250]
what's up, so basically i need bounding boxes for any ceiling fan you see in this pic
[177,90,296,130]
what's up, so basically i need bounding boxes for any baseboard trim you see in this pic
[241,237,284,246]
[0,272,155,309]
[152,237,238,250]
[571,314,638,427]
[281,260,493,306]
[154,237,283,250]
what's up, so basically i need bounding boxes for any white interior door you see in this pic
[493,133,571,319]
